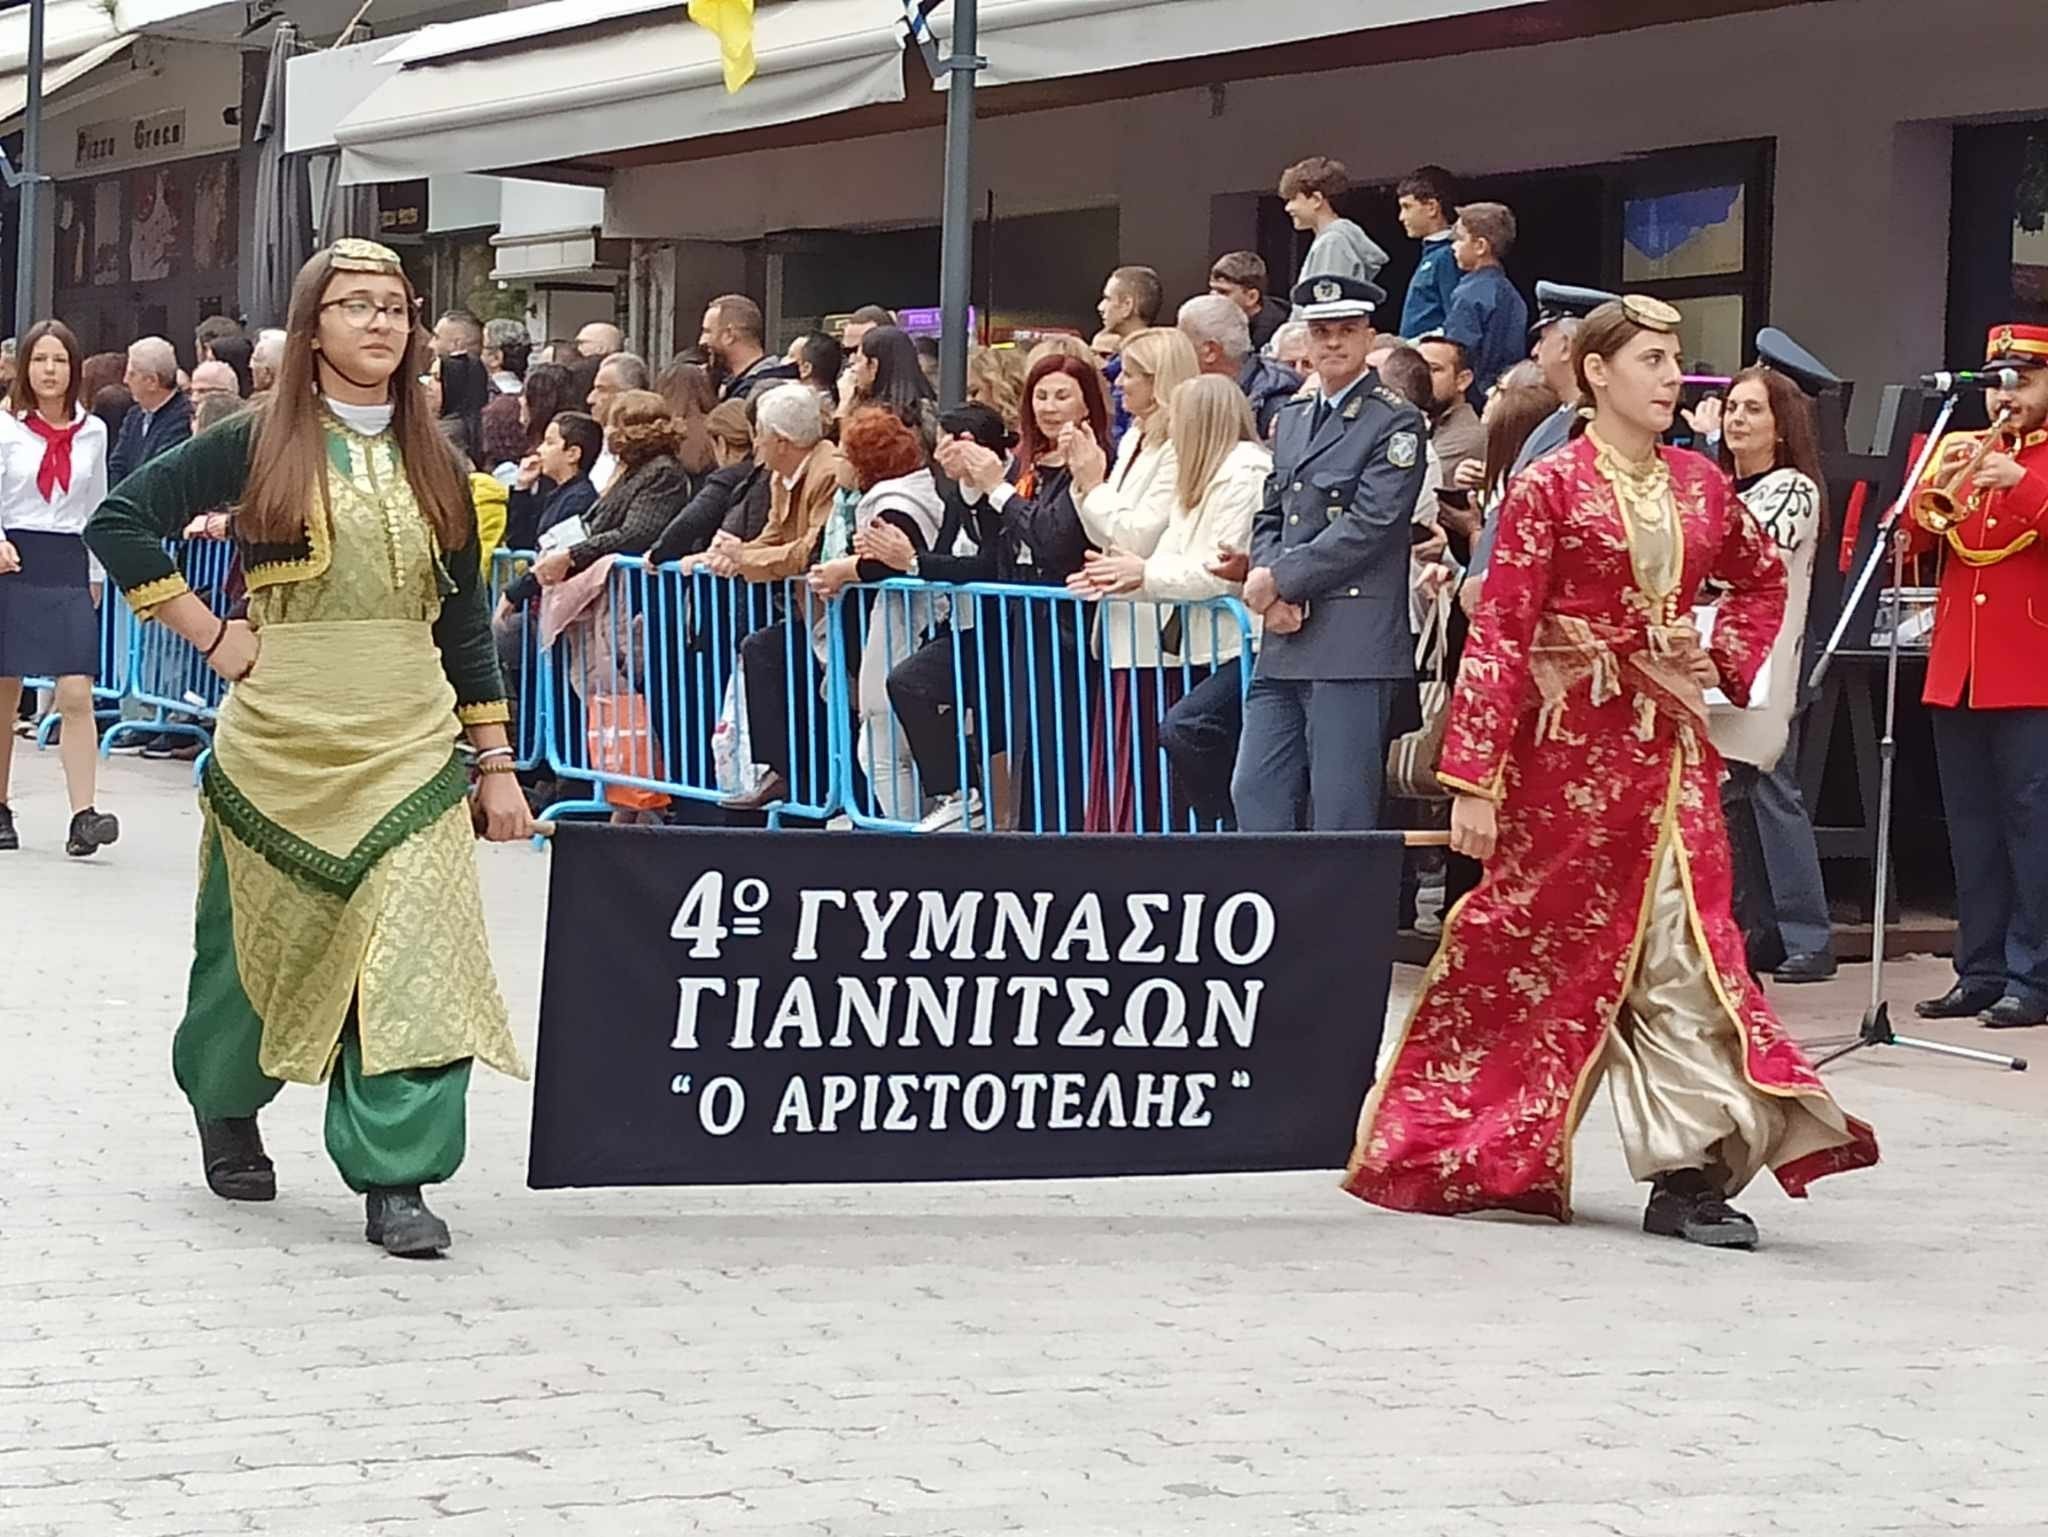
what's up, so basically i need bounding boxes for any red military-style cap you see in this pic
[1983,323,2048,371]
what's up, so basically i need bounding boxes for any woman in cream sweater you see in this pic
[1068,375,1270,831]
[1709,364,1834,982]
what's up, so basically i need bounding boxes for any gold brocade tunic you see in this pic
[204,422,525,1085]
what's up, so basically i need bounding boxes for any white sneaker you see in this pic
[914,789,982,833]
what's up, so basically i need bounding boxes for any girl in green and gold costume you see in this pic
[86,240,532,1258]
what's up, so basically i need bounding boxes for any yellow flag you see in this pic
[689,0,757,93]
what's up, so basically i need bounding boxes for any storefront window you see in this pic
[1669,292,1746,381]
[1947,122,2048,373]
[1622,185,1744,282]
[2012,130,2047,305]
[1611,146,1771,381]
[776,207,1118,344]
[51,152,239,357]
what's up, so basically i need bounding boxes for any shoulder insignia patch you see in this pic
[1387,430,1419,470]
[1374,384,1405,407]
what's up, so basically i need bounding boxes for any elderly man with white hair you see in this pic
[482,317,528,394]
[111,337,193,484]
[715,383,848,812]
[1178,294,1301,440]
[249,328,286,397]
[1270,320,1315,385]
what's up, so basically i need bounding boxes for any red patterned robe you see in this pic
[1347,435,1879,1221]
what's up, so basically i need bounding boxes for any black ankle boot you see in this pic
[364,1187,451,1258]
[0,804,16,851]
[1644,1168,1758,1249]
[195,1113,276,1202]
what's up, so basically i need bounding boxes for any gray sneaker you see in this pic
[65,808,120,857]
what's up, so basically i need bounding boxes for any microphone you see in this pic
[1921,368,2020,391]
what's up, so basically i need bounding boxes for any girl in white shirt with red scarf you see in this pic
[0,319,117,857]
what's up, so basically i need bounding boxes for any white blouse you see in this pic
[0,408,111,579]
[1708,466,1821,771]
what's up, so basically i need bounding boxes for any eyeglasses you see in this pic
[321,297,414,329]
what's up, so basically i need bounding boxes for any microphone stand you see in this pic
[1806,386,2025,1072]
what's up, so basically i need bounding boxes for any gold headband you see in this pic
[327,237,404,274]
[1620,294,1682,332]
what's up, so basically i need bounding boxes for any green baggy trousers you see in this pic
[173,829,472,1193]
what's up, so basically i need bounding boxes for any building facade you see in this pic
[314,0,2048,429]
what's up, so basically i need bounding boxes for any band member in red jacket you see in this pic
[1908,324,2048,1029]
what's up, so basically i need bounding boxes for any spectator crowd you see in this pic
[6,149,1802,958]
[448,154,1565,860]
[0,154,1585,844]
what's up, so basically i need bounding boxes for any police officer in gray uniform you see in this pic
[1232,274,1428,831]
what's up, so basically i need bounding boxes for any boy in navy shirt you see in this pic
[1443,201,1529,405]
[1397,166,1461,339]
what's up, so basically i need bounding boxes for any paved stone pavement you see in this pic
[4,751,2046,1537]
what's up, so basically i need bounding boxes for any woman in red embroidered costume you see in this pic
[1345,298,1878,1248]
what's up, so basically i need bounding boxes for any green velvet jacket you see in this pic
[83,412,508,724]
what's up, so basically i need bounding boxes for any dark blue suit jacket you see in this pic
[109,390,194,488]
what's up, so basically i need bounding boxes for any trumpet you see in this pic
[1912,404,2019,534]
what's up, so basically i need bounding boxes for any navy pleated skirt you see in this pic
[0,529,100,679]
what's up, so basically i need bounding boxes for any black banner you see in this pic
[528,827,1403,1188]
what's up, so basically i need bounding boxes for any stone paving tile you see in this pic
[2,753,2044,1536]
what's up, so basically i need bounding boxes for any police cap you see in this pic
[1291,274,1386,321]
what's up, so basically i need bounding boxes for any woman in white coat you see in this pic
[1068,375,1270,831]
[1710,364,1835,982]
[1071,327,1199,556]
[1062,327,1199,831]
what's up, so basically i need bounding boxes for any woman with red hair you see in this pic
[935,352,1113,830]
[809,407,946,820]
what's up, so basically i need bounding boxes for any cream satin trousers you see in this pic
[1603,842,1845,1194]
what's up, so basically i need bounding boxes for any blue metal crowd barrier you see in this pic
[99,539,237,756]
[487,548,547,773]
[837,580,1257,835]
[515,556,838,826]
[35,541,1257,838]
[499,553,1256,835]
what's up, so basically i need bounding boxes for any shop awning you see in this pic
[332,0,910,185]
[0,34,137,133]
[930,0,1529,89]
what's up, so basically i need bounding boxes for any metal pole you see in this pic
[936,0,981,408]
[13,0,47,333]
